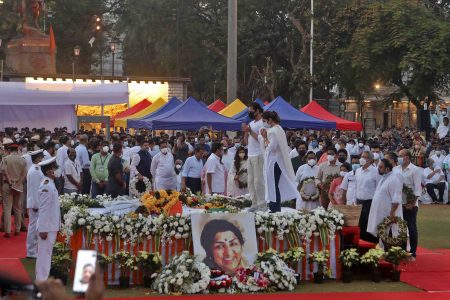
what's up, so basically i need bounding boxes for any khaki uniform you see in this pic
[1,153,26,234]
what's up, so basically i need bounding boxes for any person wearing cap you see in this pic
[1,141,27,238]
[26,150,44,258]
[35,157,60,281]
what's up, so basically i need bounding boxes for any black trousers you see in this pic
[186,177,202,194]
[425,182,446,202]
[81,168,91,195]
[403,206,418,257]
[269,163,282,213]
[54,176,65,195]
[357,199,379,244]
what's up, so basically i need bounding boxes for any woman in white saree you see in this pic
[260,111,300,212]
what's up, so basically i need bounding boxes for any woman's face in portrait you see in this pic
[212,230,243,274]
[81,265,94,284]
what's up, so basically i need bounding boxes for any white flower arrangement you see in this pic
[153,251,210,294]
[160,214,191,243]
[129,176,152,198]
[256,249,297,291]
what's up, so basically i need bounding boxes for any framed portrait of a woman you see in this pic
[191,213,258,276]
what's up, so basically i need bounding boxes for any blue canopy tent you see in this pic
[199,100,208,107]
[254,98,265,107]
[264,96,336,129]
[127,97,182,129]
[231,98,265,123]
[138,97,242,131]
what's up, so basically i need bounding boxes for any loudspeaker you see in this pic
[417,109,431,130]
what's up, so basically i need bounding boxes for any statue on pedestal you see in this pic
[17,0,45,32]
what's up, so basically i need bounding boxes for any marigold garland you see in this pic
[141,190,182,215]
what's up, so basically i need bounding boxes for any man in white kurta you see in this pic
[150,143,177,191]
[26,150,44,258]
[35,157,61,281]
[367,159,403,239]
[295,151,319,210]
[205,143,226,195]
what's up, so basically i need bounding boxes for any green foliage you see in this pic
[51,242,72,273]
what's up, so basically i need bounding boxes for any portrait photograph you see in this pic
[191,213,258,275]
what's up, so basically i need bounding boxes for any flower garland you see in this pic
[299,177,319,201]
[256,249,297,291]
[208,269,233,293]
[234,266,270,292]
[160,214,191,245]
[377,216,408,247]
[130,176,152,198]
[141,190,181,215]
[153,251,210,294]
[402,185,416,206]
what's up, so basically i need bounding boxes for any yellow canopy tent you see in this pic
[218,99,247,117]
[114,97,167,128]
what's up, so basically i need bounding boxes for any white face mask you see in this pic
[373,152,380,160]
[318,145,323,150]
[327,155,335,162]
[161,148,168,155]
[359,158,367,166]
[102,146,109,153]
[335,144,341,150]
[263,121,271,128]
[124,141,128,147]
[175,164,182,170]
[340,171,347,177]
[307,159,316,166]
[70,140,75,146]
[235,143,241,148]
[238,153,245,159]
[358,142,364,148]
[436,150,442,156]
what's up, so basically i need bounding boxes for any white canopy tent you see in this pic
[0,82,128,131]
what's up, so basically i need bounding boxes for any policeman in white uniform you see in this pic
[26,150,44,258]
[35,157,61,281]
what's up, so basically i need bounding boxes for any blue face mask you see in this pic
[352,164,360,171]
[311,141,318,148]
[398,157,404,165]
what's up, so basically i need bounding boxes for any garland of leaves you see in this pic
[402,185,416,206]
[377,216,408,247]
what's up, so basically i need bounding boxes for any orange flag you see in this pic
[49,24,56,55]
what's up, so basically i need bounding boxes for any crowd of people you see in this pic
[1,101,449,291]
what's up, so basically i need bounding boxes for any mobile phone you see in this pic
[73,250,97,293]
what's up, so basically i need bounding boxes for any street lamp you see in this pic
[72,45,80,81]
[110,41,116,77]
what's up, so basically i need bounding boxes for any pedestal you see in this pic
[5,26,56,74]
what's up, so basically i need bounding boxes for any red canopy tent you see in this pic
[208,100,226,112]
[109,99,152,127]
[301,100,363,131]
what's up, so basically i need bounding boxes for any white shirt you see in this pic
[423,167,445,185]
[430,154,445,170]
[247,119,264,157]
[55,145,69,177]
[443,154,450,170]
[340,170,357,205]
[37,177,60,233]
[295,163,319,183]
[182,156,203,178]
[221,151,234,172]
[355,165,380,200]
[394,163,422,197]
[352,144,370,155]
[26,164,43,209]
[205,153,226,194]
[75,144,90,169]
[63,159,81,190]
[289,148,299,159]
[150,152,177,190]
[23,154,33,172]
[367,172,403,236]
[437,124,449,139]
[43,150,53,161]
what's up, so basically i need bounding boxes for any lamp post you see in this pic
[110,41,116,77]
[72,45,80,81]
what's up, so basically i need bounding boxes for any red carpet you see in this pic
[108,292,450,300]
[401,247,450,291]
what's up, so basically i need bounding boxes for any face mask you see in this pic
[358,142,364,148]
[176,164,182,170]
[436,151,442,156]
[55,144,60,150]
[235,143,241,148]
[307,159,316,166]
[14,134,20,139]
[311,141,318,148]
[352,164,360,171]
[204,136,210,142]
[263,121,271,128]
[238,153,245,159]
[398,157,404,165]
[248,112,255,120]
[124,141,128,147]
[415,145,420,150]
[70,140,75,146]
[373,152,380,160]
[327,155,335,162]
[161,148,168,155]
[338,157,346,163]
[298,150,306,157]
[335,144,341,151]
[102,146,109,153]
[340,171,347,177]
[359,158,367,166]
[318,145,323,150]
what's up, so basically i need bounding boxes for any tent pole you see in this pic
[309,0,314,103]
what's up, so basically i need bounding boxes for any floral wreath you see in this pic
[402,185,416,206]
[129,176,152,198]
[299,177,319,202]
[377,216,408,247]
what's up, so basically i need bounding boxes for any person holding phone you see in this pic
[35,157,60,281]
